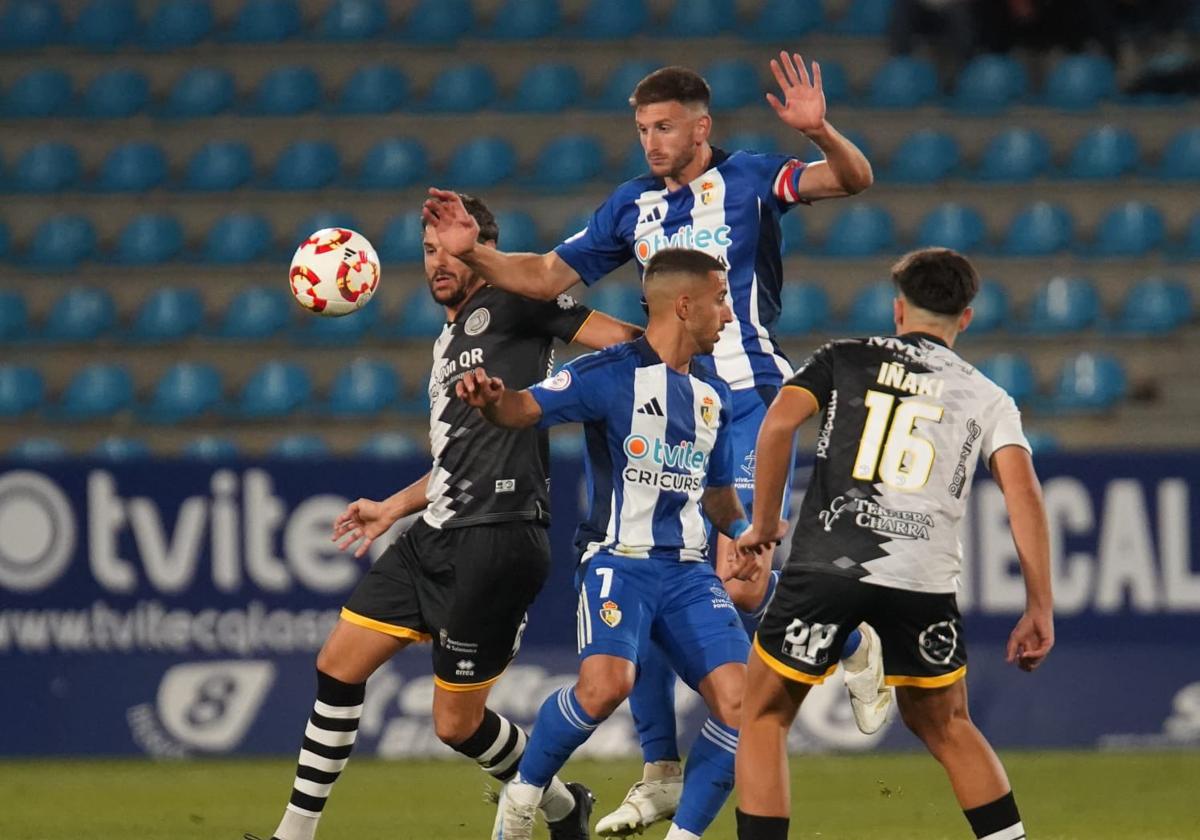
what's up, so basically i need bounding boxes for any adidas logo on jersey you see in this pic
[636,397,665,416]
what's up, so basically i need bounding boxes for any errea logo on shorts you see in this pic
[633,225,732,265]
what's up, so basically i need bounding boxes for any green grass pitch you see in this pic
[2,751,1197,839]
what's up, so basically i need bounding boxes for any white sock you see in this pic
[643,760,683,782]
[540,776,575,822]
[274,806,319,840]
[508,775,543,809]
[664,824,701,840]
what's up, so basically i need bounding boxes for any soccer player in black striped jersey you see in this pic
[733,249,1054,840]
[247,194,642,840]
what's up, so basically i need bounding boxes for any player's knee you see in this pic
[315,647,350,682]
[575,673,633,719]
[707,683,744,728]
[432,704,484,747]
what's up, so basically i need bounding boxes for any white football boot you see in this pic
[842,622,893,735]
[595,761,683,836]
[493,778,539,840]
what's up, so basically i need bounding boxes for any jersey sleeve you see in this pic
[553,191,633,286]
[739,151,810,214]
[528,356,606,428]
[783,343,835,408]
[980,392,1032,461]
[513,291,593,343]
[706,385,736,487]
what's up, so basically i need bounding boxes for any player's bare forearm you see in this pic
[572,311,643,350]
[462,246,579,301]
[701,485,748,537]
[796,122,874,199]
[992,446,1053,612]
[382,470,431,521]
[752,388,817,532]
[480,390,543,429]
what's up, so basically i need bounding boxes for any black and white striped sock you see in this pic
[964,791,1025,840]
[273,670,365,840]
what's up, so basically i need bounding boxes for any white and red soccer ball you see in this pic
[289,228,381,317]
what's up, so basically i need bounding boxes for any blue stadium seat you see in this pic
[214,287,291,339]
[13,142,81,193]
[1024,430,1059,454]
[203,212,273,263]
[494,211,541,252]
[1003,202,1074,256]
[1065,126,1139,180]
[867,56,938,108]
[93,436,151,461]
[0,0,63,49]
[71,0,137,50]
[293,292,379,344]
[128,287,204,342]
[183,435,241,460]
[142,0,213,48]
[162,67,234,117]
[399,384,431,417]
[977,128,1051,182]
[530,135,604,188]
[824,205,895,257]
[422,64,497,113]
[318,0,386,40]
[226,0,299,42]
[359,432,421,459]
[975,353,1035,405]
[575,0,647,38]
[41,286,115,341]
[889,130,961,182]
[336,64,408,114]
[664,0,733,36]
[1025,276,1100,334]
[743,0,823,39]
[399,0,472,42]
[96,142,167,192]
[0,292,30,342]
[357,138,426,188]
[812,60,850,105]
[0,222,9,262]
[1184,211,1200,258]
[1049,352,1126,412]
[0,365,44,417]
[238,361,312,418]
[779,211,806,256]
[55,363,134,420]
[3,68,71,117]
[27,215,96,269]
[1116,277,1193,334]
[183,141,254,191]
[616,140,648,180]
[845,282,896,334]
[1160,127,1200,180]
[292,212,360,247]
[144,362,223,421]
[775,283,830,336]
[377,213,425,263]
[586,284,646,326]
[113,213,184,264]
[968,280,1009,334]
[270,434,330,458]
[952,54,1027,113]
[327,359,400,416]
[8,437,66,460]
[833,0,892,34]
[251,65,319,115]
[397,287,447,337]
[703,59,760,109]
[1045,54,1115,110]
[594,59,661,110]
[487,0,559,39]
[915,203,985,252]
[444,137,516,188]
[1092,201,1164,257]
[508,63,582,113]
[724,132,779,154]
[83,68,148,117]
[270,141,339,190]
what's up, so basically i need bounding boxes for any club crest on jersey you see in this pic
[464,307,490,336]
[599,600,622,628]
[700,395,717,427]
[699,180,715,205]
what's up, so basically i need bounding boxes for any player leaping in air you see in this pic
[425,52,889,836]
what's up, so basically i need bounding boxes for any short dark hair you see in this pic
[629,66,711,109]
[422,192,499,244]
[891,248,979,316]
[643,248,726,284]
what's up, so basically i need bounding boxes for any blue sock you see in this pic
[630,640,680,763]
[517,686,601,788]
[673,717,738,835]
[841,627,863,661]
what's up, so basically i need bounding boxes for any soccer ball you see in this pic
[289,228,381,317]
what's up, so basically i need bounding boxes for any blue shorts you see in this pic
[575,553,751,691]
[728,385,795,520]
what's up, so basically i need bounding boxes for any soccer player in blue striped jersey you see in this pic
[426,53,889,834]
[458,250,774,840]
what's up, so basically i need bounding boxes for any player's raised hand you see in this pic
[422,188,480,257]
[766,51,826,135]
[331,498,393,558]
[1005,608,1054,672]
[455,367,506,408]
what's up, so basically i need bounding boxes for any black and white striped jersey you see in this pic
[786,332,1030,594]
[422,285,591,529]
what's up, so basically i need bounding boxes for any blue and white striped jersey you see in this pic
[555,147,808,392]
[529,337,734,563]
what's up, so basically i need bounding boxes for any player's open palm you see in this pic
[332,498,393,558]
[422,188,480,256]
[456,367,505,408]
[1005,608,1054,672]
[767,51,826,135]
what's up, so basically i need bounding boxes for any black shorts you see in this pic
[341,517,550,691]
[754,567,967,689]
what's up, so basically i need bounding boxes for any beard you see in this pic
[651,145,699,181]
[427,274,471,308]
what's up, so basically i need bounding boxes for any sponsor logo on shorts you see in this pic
[455,659,475,676]
[782,618,839,667]
[599,600,622,628]
[735,450,756,491]
[495,479,515,494]
[441,633,478,654]
[818,494,933,540]
[710,585,735,611]
[918,620,958,665]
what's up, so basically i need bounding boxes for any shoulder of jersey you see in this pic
[571,340,641,373]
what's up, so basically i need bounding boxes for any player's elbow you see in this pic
[843,161,874,195]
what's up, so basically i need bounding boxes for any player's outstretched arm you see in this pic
[572,311,643,350]
[423,188,581,301]
[991,445,1055,672]
[740,387,817,554]
[766,50,873,200]
[456,367,543,429]
[331,470,430,558]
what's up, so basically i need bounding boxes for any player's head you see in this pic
[630,67,713,180]
[891,247,978,343]
[643,249,732,354]
[422,192,498,308]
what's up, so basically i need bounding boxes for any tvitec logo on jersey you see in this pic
[633,225,732,265]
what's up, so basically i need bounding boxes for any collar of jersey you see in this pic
[634,335,708,377]
[900,330,949,348]
[645,146,731,192]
